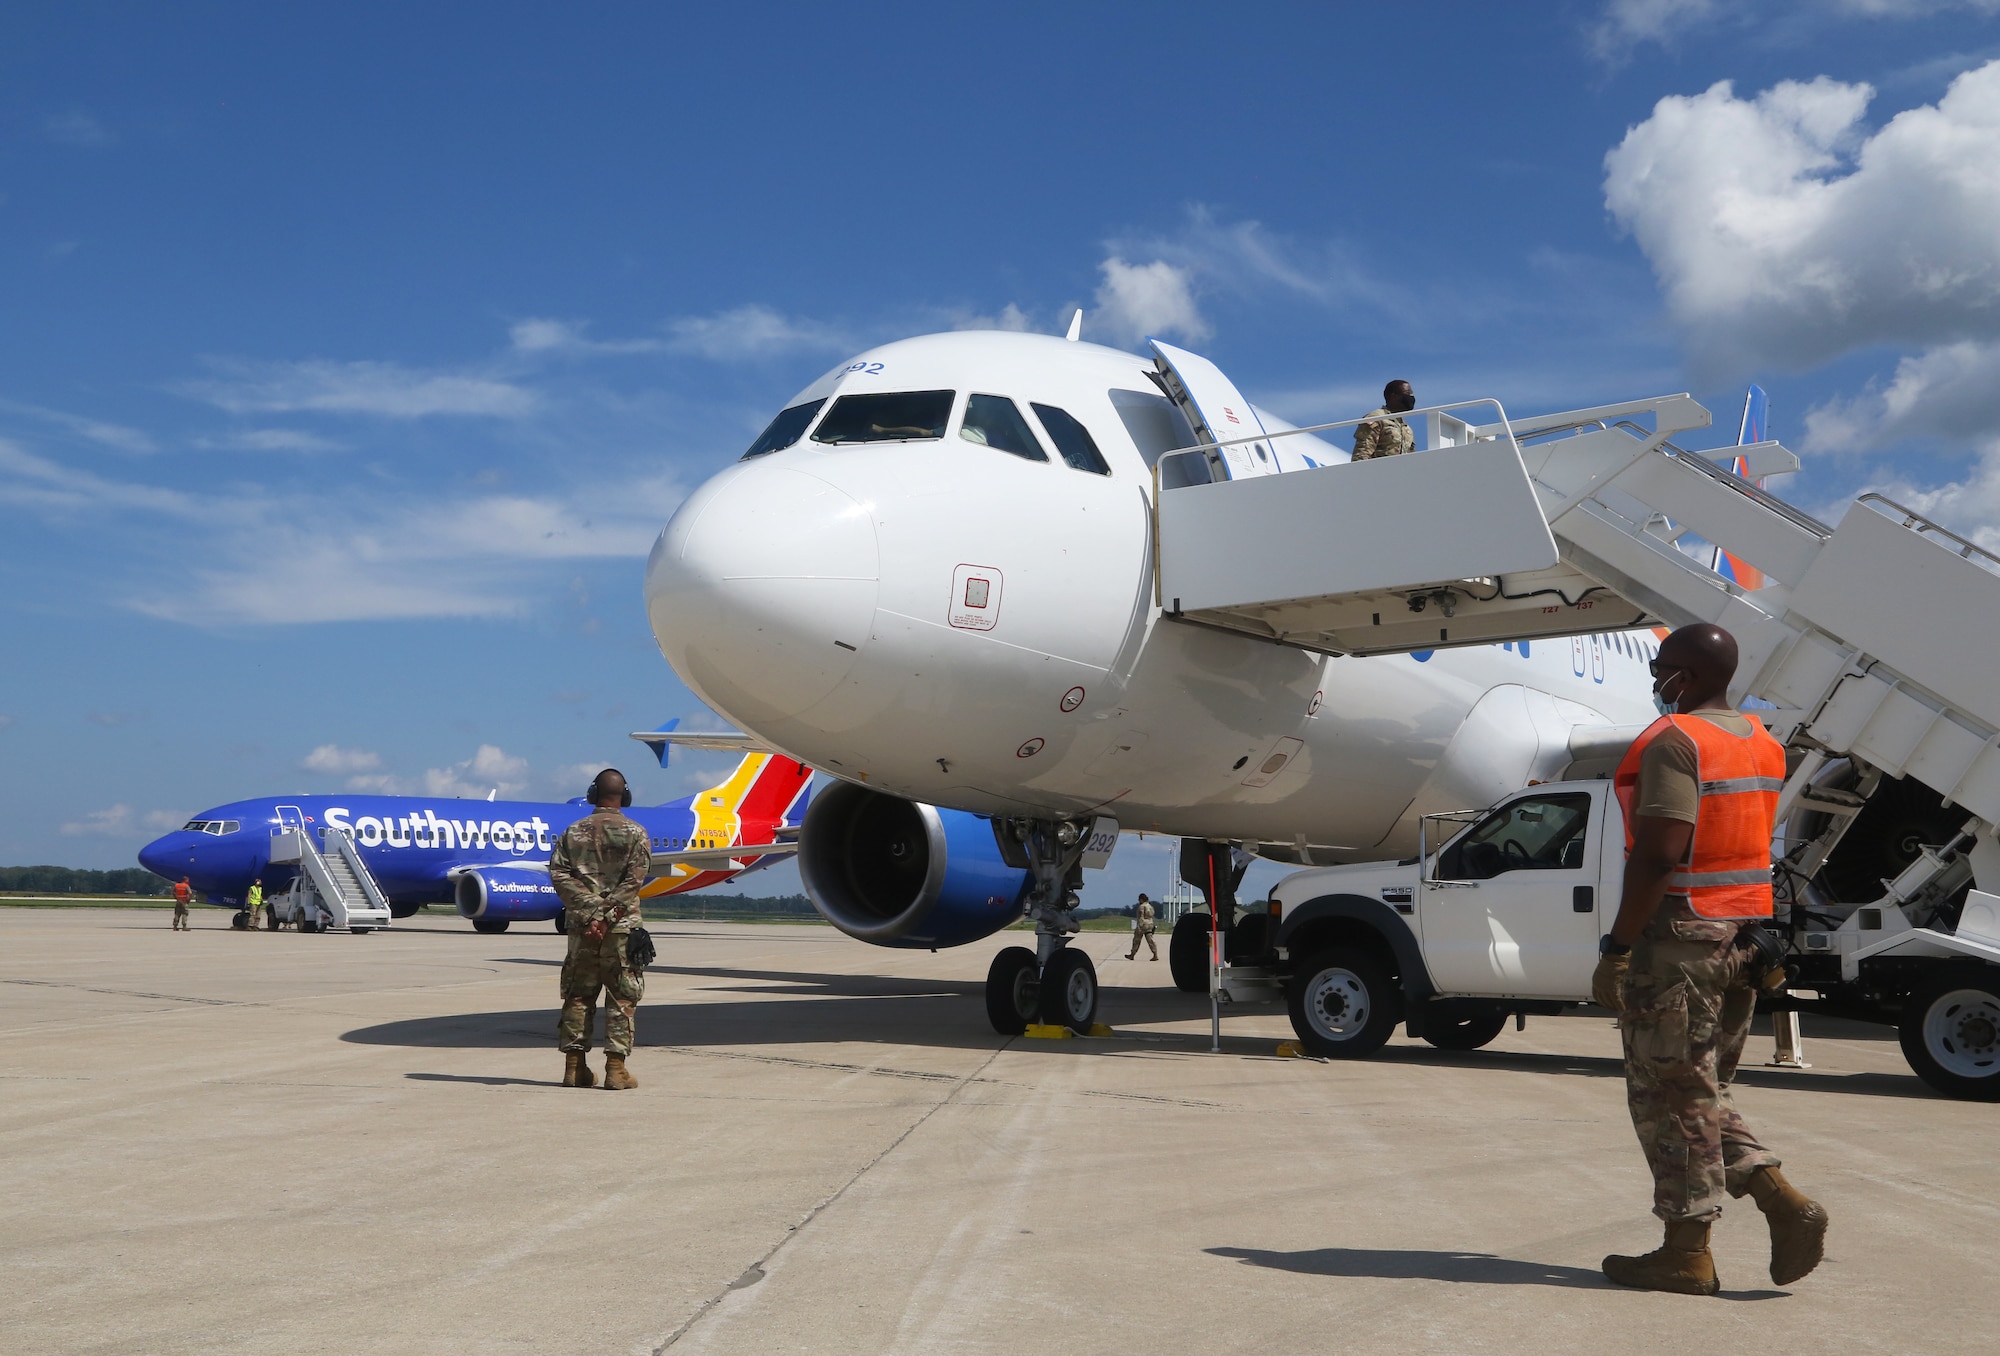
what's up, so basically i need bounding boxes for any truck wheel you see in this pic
[1039,948,1099,1033]
[1169,911,1212,993]
[1423,1004,1509,1052]
[1287,947,1397,1058]
[985,946,1038,1036]
[1898,967,2000,1101]
[472,919,510,935]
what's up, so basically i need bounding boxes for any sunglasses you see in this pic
[1648,660,1687,680]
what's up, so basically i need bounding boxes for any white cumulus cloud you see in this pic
[1605,60,2000,445]
[423,745,530,798]
[301,744,382,775]
[1092,258,1210,346]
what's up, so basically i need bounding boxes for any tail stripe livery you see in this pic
[1713,385,1768,593]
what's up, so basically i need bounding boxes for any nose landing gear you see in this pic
[987,817,1100,1034]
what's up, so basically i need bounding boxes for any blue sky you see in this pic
[4,2,1998,910]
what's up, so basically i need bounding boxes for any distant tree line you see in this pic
[0,866,170,896]
[641,892,819,918]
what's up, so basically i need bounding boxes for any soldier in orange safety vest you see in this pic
[1590,623,1829,1296]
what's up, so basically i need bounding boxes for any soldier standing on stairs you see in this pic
[1591,623,1829,1294]
[550,768,652,1091]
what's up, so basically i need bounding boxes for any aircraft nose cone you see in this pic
[137,835,174,877]
[646,463,878,724]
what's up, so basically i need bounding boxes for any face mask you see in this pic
[1653,671,1683,717]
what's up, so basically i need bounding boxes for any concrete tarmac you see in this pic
[2,908,1991,1354]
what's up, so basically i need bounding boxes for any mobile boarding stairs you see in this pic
[1151,389,2000,981]
[267,825,394,932]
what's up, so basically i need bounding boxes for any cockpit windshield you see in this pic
[811,391,954,445]
[741,399,826,460]
[180,820,240,835]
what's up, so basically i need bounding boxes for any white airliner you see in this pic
[644,328,1664,1028]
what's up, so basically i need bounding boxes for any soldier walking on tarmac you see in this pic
[171,877,192,930]
[550,768,653,1090]
[1590,623,1829,1294]
[1126,892,1158,961]
[1351,380,1416,461]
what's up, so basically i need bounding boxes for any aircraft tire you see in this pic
[1169,911,1212,993]
[472,919,510,935]
[1039,947,1098,1033]
[985,946,1039,1036]
[553,909,568,935]
[1286,947,1397,1058]
[1422,1002,1509,1052]
[1899,965,2000,1101]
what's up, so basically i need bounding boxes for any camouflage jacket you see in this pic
[1352,407,1414,461]
[549,808,651,932]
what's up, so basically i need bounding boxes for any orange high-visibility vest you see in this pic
[1614,713,1785,920]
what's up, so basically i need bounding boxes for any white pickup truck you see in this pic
[1169,778,2000,1101]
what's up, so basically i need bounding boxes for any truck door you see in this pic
[1418,785,1606,997]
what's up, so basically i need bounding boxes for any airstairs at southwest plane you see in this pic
[269,825,394,931]
[1151,391,2000,857]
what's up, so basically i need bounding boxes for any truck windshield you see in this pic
[1440,792,1591,880]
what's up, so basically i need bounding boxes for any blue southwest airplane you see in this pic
[137,740,812,932]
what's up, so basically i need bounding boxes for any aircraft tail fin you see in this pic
[695,752,813,826]
[1711,385,1768,590]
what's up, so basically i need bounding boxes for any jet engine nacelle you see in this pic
[799,782,1032,949]
[455,867,562,922]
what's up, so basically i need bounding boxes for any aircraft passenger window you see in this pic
[812,391,954,445]
[1031,403,1112,476]
[1438,792,1592,881]
[959,394,1048,462]
[741,399,826,459]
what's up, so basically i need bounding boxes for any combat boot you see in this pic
[1743,1166,1828,1285]
[1602,1219,1720,1295]
[562,1052,596,1088]
[602,1053,638,1090]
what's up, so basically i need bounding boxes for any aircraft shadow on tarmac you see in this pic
[341,963,1938,1098]
[342,965,1232,1051]
[1205,1247,1786,1299]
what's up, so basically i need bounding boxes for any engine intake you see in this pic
[799,783,1031,949]
[455,867,562,922]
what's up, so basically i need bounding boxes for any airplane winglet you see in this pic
[627,726,783,763]
[1065,309,1082,342]
[631,719,681,768]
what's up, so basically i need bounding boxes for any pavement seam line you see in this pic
[651,1037,1015,1353]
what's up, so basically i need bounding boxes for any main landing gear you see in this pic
[985,818,1100,1036]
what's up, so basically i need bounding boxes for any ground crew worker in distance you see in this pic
[172,876,192,931]
[1126,892,1158,961]
[245,878,264,931]
[550,768,653,1090]
[1591,623,1829,1294]
[1351,380,1415,461]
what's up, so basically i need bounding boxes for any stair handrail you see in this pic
[1856,492,2000,575]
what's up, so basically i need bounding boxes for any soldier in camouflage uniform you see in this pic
[1592,624,1828,1294]
[1351,379,1416,461]
[550,768,653,1090]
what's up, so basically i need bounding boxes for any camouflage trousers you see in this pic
[1619,909,1782,1221]
[557,928,645,1057]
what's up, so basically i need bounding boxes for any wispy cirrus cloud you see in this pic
[198,428,345,453]
[43,110,116,148]
[60,804,184,837]
[664,304,853,360]
[0,399,156,453]
[1589,0,2000,63]
[181,357,538,418]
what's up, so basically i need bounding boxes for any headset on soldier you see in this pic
[588,768,633,808]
